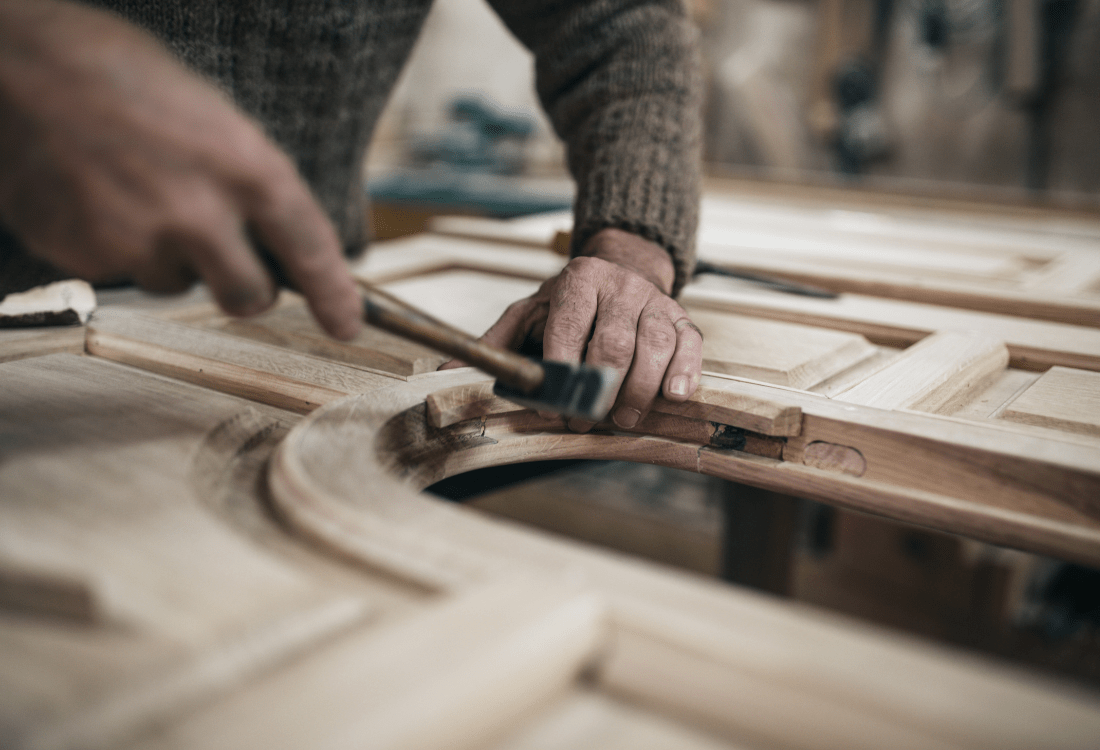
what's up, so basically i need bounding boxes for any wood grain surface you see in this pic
[1000,366,1100,436]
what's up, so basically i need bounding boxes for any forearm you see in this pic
[487,0,704,296]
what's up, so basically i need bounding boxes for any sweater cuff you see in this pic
[565,107,700,297]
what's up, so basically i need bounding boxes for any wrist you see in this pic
[579,228,675,295]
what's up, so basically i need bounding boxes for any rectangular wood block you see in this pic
[689,308,877,389]
[1000,366,1100,437]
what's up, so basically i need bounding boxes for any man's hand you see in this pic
[466,228,703,432]
[0,0,361,339]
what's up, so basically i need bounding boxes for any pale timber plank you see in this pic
[379,270,542,337]
[599,597,1100,750]
[87,309,392,413]
[1000,367,1100,437]
[216,297,444,377]
[0,354,376,747]
[487,689,744,750]
[353,234,565,285]
[135,581,604,750]
[692,252,1100,327]
[690,309,877,389]
[698,223,1030,280]
[699,177,1100,243]
[430,211,573,249]
[683,280,1100,372]
[1021,251,1100,294]
[0,325,85,363]
[834,331,1010,414]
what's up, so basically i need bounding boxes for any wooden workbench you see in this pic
[3,187,1100,749]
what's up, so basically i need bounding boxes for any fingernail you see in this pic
[568,418,595,433]
[669,376,687,396]
[537,410,556,420]
[613,407,641,429]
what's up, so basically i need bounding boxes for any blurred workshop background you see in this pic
[364,0,1100,237]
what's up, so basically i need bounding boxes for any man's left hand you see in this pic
[454,228,703,432]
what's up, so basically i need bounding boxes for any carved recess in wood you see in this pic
[801,442,867,477]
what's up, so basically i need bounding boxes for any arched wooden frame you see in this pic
[263,369,1100,749]
[270,369,1100,594]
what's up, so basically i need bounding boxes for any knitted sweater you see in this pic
[6,0,702,296]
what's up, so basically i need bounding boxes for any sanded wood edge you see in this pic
[693,258,1100,327]
[0,327,86,363]
[87,327,345,414]
[835,331,1010,413]
[682,288,1100,373]
[148,580,607,750]
[28,597,374,750]
[597,596,1100,750]
[269,436,499,593]
[700,447,1100,568]
[217,318,424,378]
[332,581,606,750]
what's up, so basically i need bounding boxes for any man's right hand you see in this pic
[0,0,362,339]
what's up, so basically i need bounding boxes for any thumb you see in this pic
[437,296,537,371]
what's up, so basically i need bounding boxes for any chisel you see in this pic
[357,280,618,421]
[260,249,618,421]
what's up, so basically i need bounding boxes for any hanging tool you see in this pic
[693,260,839,299]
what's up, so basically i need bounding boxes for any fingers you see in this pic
[611,304,677,428]
[246,162,361,340]
[663,317,703,401]
[541,259,599,365]
[144,188,276,315]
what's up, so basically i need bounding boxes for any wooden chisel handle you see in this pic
[356,281,545,393]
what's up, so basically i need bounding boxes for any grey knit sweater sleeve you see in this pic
[486,0,704,295]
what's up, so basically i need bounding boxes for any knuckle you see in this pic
[591,327,635,364]
[548,315,591,345]
[638,324,675,352]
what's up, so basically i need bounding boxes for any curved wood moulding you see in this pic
[270,370,1100,587]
